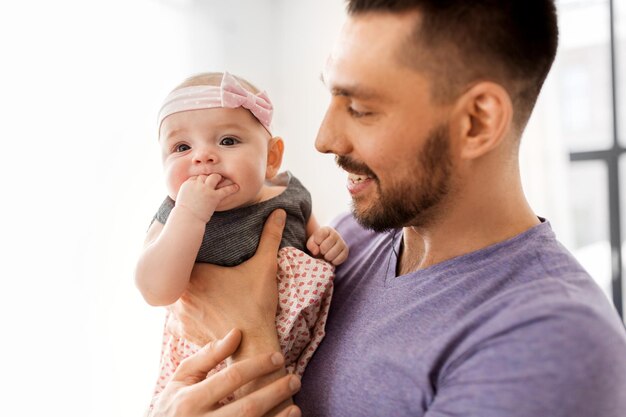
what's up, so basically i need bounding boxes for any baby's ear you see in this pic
[266,136,285,179]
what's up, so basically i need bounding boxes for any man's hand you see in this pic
[168,209,287,350]
[306,226,349,265]
[150,329,301,417]
[176,174,239,223]
[166,209,293,413]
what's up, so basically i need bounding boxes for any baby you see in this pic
[135,71,348,407]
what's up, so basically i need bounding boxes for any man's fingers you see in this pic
[186,351,287,406]
[172,329,241,384]
[254,209,286,264]
[274,404,302,417]
[213,373,301,417]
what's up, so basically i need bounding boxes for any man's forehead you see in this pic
[322,11,425,98]
[329,13,424,69]
[320,65,384,101]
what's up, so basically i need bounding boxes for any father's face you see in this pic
[316,11,454,231]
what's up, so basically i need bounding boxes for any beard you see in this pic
[336,124,452,232]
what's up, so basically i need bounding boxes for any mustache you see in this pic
[335,155,377,179]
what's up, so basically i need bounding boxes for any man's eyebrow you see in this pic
[319,72,381,101]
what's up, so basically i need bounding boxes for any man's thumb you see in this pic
[256,209,286,260]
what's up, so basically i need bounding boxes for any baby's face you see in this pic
[159,106,272,211]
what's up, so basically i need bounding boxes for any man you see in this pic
[154,1,626,416]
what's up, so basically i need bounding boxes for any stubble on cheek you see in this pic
[351,124,452,232]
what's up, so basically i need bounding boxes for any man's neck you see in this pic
[396,190,539,277]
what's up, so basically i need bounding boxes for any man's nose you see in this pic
[315,102,352,156]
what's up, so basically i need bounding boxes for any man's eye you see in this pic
[220,137,239,146]
[175,144,191,152]
[348,106,369,118]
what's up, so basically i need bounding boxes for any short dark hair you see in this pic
[346,0,559,129]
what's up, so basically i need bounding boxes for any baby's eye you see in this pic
[220,137,239,146]
[175,144,191,152]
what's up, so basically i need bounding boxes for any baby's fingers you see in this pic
[312,227,332,245]
[306,235,321,256]
[204,173,223,187]
[325,244,349,265]
[318,232,339,255]
[309,227,333,256]
[216,183,239,199]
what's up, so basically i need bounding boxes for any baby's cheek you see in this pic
[164,165,188,200]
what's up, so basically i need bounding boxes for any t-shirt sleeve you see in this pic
[153,196,175,225]
[424,302,626,417]
[300,188,312,223]
[288,174,312,222]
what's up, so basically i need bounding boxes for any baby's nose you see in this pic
[193,148,218,164]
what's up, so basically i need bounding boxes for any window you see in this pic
[557,0,624,319]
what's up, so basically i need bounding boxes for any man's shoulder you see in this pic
[432,289,626,417]
[329,212,360,232]
[465,268,626,365]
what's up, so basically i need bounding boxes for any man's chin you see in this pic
[352,195,433,232]
[351,203,400,233]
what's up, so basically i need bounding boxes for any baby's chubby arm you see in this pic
[305,215,349,265]
[135,174,238,306]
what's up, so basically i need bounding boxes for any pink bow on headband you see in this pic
[157,71,274,134]
[220,72,273,131]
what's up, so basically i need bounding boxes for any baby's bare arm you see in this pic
[135,206,206,306]
[135,174,239,306]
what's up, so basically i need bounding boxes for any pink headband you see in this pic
[157,71,273,134]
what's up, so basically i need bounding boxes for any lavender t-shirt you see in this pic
[295,214,626,416]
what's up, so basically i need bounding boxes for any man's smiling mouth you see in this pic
[348,172,373,183]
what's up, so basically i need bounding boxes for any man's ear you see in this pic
[452,82,513,160]
[266,136,285,179]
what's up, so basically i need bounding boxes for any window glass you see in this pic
[569,161,612,300]
[615,0,626,147]
[555,0,613,152]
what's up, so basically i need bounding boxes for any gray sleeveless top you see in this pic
[153,171,312,266]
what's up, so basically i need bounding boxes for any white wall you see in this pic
[0,1,191,416]
[0,1,348,416]
[272,0,351,223]
[0,1,616,416]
